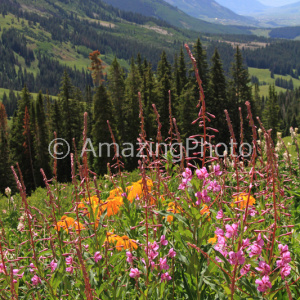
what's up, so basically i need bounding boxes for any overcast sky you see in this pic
[259,0,299,6]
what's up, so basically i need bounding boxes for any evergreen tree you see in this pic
[207,49,230,145]
[156,51,172,139]
[92,85,114,175]
[193,38,209,96]
[178,47,187,94]
[123,58,142,169]
[10,85,36,192]
[0,103,15,194]
[263,85,280,142]
[228,46,255,143]
[107,57,125,142]
[35,91,51,185]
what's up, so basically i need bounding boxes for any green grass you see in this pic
[249,67,300,97]
[0,87,58,101]
[250,29,271,38]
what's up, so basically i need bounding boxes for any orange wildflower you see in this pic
[166,202,183,223]
[115,235,138,251]
[54,216,85,234]
[208,235,217,244]
[232,193,256,209]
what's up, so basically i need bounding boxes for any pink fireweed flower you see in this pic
[182,168,193,181]
[225,223,238,239]
[201,189,211,203]
[161,272,172,282]
[66,266,74,274]
[159,258,170,270]
[178,179,188,190]
[255,261,270,276]
[195,191,202,206]
[129,268,140,278]
[160,235,168,246]
[196,167,209,180]
[242,238,250,249]
[94,252,102,263]
[65,256,73,265]
[126,251,133,263]
[255,276,272,292]
[149,241,159,251]
[207,180,221,193]
[215,227,224,237]
[214,237,228,258]
[31,275,41,285]
[168,248,176,258]
[13,269,24,279]
[228,250,245,265]
[213,165,222,176]
[216,210,223,220]
[248,244,262,258]
[0,263,6,274]
[29,263,37,273]
[280,265,291,279]
[50,260,57,272]
[248,207,258,217]
[240,264,251,276]
[256,233,264,247]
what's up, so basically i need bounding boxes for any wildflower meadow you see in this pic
[0,45,300,300]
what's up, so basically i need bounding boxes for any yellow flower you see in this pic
[208,235,217,244]
[107,187,123,199]
[232,193,256,209]
[126,179,153,202]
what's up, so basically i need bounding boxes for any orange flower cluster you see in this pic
[105,232,138,251]
[54,216,85,234]
[231,193,256,209]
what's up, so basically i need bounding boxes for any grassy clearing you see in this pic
[282,134,300,160]
[0,87,58,101]
[249,67,300,97]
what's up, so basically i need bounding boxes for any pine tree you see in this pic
[35,91,51,185]
[228,46,255,143]
[178,47,187,93]
[207,49,230,145]
[156,51,172,139]
[10,85,36,192]
[193,38,209,96]
[0,103,15,194]
[92,85,114,175]
[263,85,280,142]
[107,57,125,142]
[123,58,142,169]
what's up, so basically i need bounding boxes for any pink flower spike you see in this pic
[196,167,209,180]
[50,260,57,272]
[160,235,168,246]
[195,191,202,205]
[66,266,74,274]
[255,276,272,292]
[248,244,262,258]
[161,272,172,282]
[94,252,102,263]
[182,168,193,181]
[31,275,41,285]
[159,258,170,270]
[255,261,270,276]
[126,251,133,263]
[65,256,73,265]
[215,227,224,237]
[168,248,176,258]
[225,223,238,239]
[280,265,291,279]
[129,268,140,278]
[240,264,251,276]
[216,210,223,220]
[213,164,222,176]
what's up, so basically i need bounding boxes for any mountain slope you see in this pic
[100,0,251,33]
[215,0,268,15]
[164,0,257,25]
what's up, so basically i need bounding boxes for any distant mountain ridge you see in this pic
[164,0,257,25]
[215,0,268,15]
[100,0,252,32]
